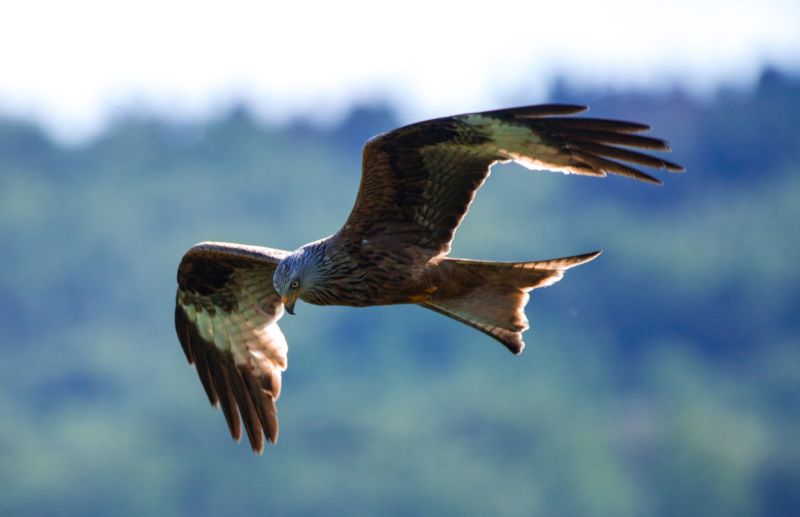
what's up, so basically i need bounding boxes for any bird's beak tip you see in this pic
[281,296,296,315]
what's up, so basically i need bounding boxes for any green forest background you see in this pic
[1,69,799,516]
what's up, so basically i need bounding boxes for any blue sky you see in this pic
[1,0,798,143]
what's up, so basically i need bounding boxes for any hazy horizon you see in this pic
[1,0,798,143]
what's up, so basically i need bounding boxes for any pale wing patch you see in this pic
[232,278,288,399]
[492,119,597,174]
[461,110,679,183]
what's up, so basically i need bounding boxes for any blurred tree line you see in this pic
[0,69,798,516]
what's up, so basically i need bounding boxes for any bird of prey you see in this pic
[175,104,683,453]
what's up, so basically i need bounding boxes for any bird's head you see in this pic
[273,243,325,314]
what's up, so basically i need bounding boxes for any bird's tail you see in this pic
[422,251,601,354]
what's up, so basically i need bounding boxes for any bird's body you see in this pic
[275,236,427,308]
[275,235,452,308]
[175,104,683,453]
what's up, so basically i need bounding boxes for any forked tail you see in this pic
[422,251,601,354]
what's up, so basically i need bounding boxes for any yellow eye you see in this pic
[290,279,300,289]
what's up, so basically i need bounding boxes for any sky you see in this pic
[0,0,798,143]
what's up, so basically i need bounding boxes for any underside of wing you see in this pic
[339,104,683,258]
[174,241,290,453]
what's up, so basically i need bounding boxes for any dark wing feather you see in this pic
[339,104,683,258]
[174,241,289,453]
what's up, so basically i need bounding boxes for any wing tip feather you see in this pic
[173,302,281,454]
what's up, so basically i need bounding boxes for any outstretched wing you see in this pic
[174,241,290,453]
[339,104,683,258]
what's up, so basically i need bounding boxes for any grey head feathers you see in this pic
[273,240,329,297]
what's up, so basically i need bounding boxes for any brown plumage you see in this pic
[175,104,683,453]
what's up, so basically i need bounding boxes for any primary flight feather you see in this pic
[174,104,683,453]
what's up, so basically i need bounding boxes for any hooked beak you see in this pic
[281,295,296,315]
